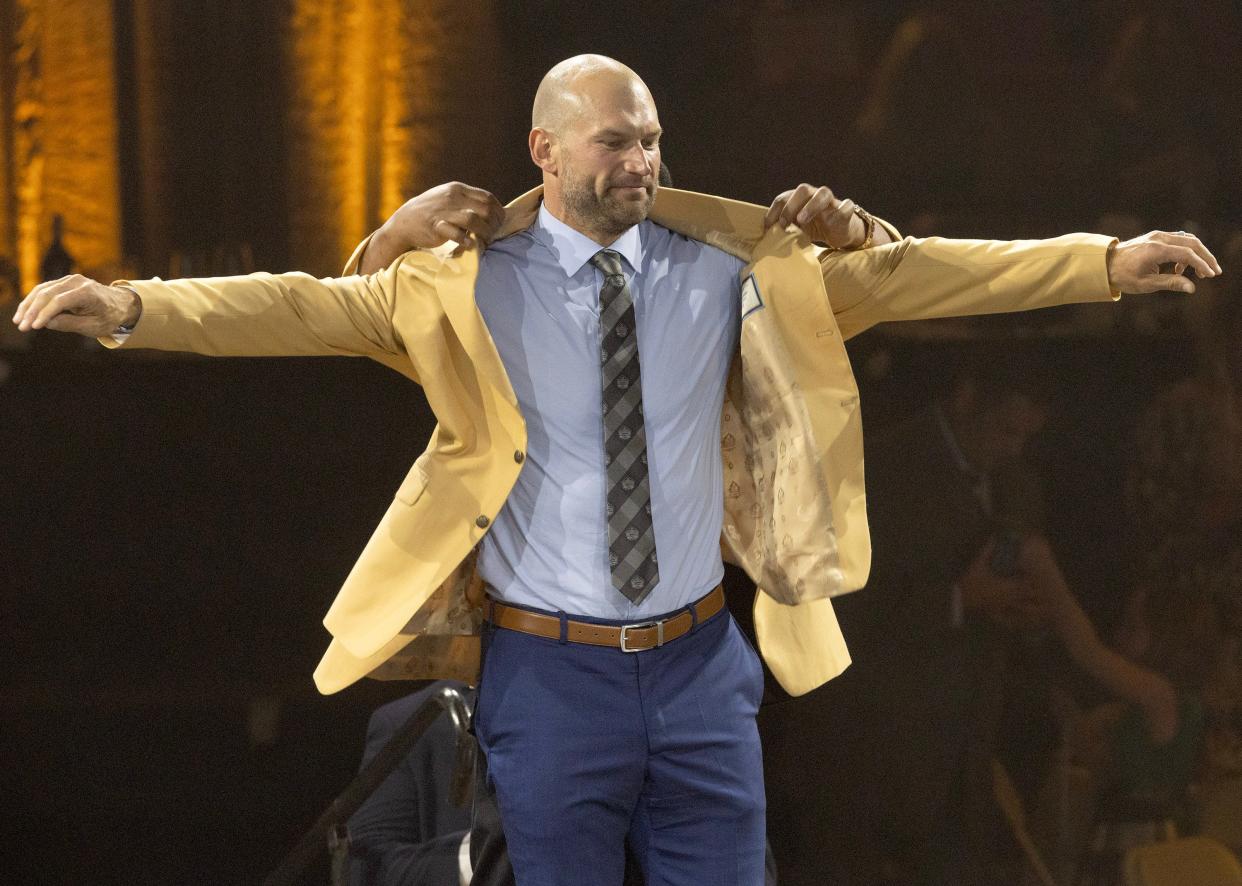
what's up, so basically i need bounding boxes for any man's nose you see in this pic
[622,145,652,175]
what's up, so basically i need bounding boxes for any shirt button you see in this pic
[514,450,525,464]
[475,515,490,529]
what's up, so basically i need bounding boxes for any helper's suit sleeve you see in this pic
[819,233,1119,340]
[98,249,443,381]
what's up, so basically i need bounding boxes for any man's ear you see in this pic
[529,128,558,175]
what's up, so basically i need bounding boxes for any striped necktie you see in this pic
[590,249,659,604]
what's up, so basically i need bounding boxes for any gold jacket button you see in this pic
[514,450,525,463]
[475,515,490,529]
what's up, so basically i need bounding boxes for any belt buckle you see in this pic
[620,620,663,653]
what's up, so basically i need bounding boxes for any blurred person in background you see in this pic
[349,681,474,886]
[761,362,1184,885]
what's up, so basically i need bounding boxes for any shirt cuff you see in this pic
[106,285,143,345]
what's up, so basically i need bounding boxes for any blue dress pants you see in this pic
[473,601,767,886]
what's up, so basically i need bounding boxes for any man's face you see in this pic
[556,86,661,239]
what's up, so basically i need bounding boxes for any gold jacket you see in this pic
[109,187,1116,695]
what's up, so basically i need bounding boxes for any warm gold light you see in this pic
[10,0,122,292]
[283,0,503,276]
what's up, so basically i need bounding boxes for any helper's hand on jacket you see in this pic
[361,181,506,275]
[764,183,890,249]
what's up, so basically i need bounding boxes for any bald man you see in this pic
[15,54,1221,886]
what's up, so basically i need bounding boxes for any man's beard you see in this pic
[561,169,655,239]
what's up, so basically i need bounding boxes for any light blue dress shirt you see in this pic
[474,204,744,620]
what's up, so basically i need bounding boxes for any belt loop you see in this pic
[689,598,699,629]
[558,611,569,644]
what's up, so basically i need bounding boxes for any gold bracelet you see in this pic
[852,205,875,250]
[827,200,875,251]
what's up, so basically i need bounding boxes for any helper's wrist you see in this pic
[827,200,875,250]
[370,221,399,258]
[845,204,875,249]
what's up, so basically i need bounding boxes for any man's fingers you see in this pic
[477,189,506,220]
[453,209,484,240]
[451,183,505,230]
[795,187,836,226]
[780,184,817,226]
[1155,231,1222,275]
[460,205,503,243]
[16,282,74,331]
[435,192,504,246]
[480,194,506,235]
[14,276,76,326]
[1143,273,1196,294]
[464,209,496,245]
[432,218,469,245]
[1150,243,1215,279]
[449,182,498,207]
[45,312,101,335]
[764,191,792,229]
[31,285,93,330]
[22,289,69,330]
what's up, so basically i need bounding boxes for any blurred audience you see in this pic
[1123,378,1242,790]
[762,358,1207,885]
[1016,375,1242,883]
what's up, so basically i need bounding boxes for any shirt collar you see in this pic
[533,202,644,279]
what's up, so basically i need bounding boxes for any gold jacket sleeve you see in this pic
[821,232,1119,340]
[98,251,443,375]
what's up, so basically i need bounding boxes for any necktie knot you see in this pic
[590,249,625,280]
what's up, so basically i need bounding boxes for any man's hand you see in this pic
[362,182,505,275]
[12,275,140,337]
[764,183,875,249]
[1107,230,1222,294]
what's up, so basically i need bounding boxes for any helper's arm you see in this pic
[353,182,506,276]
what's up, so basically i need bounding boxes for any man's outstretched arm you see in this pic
[820,227,1222,339]
[9,182,508,380]
[10,258,431,366]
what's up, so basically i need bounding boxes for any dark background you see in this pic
[4,1,1241,883]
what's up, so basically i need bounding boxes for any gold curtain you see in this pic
[284,0,505,276]
[8,0,121,292]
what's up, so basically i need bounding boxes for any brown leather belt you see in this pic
[485,585,725,652]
